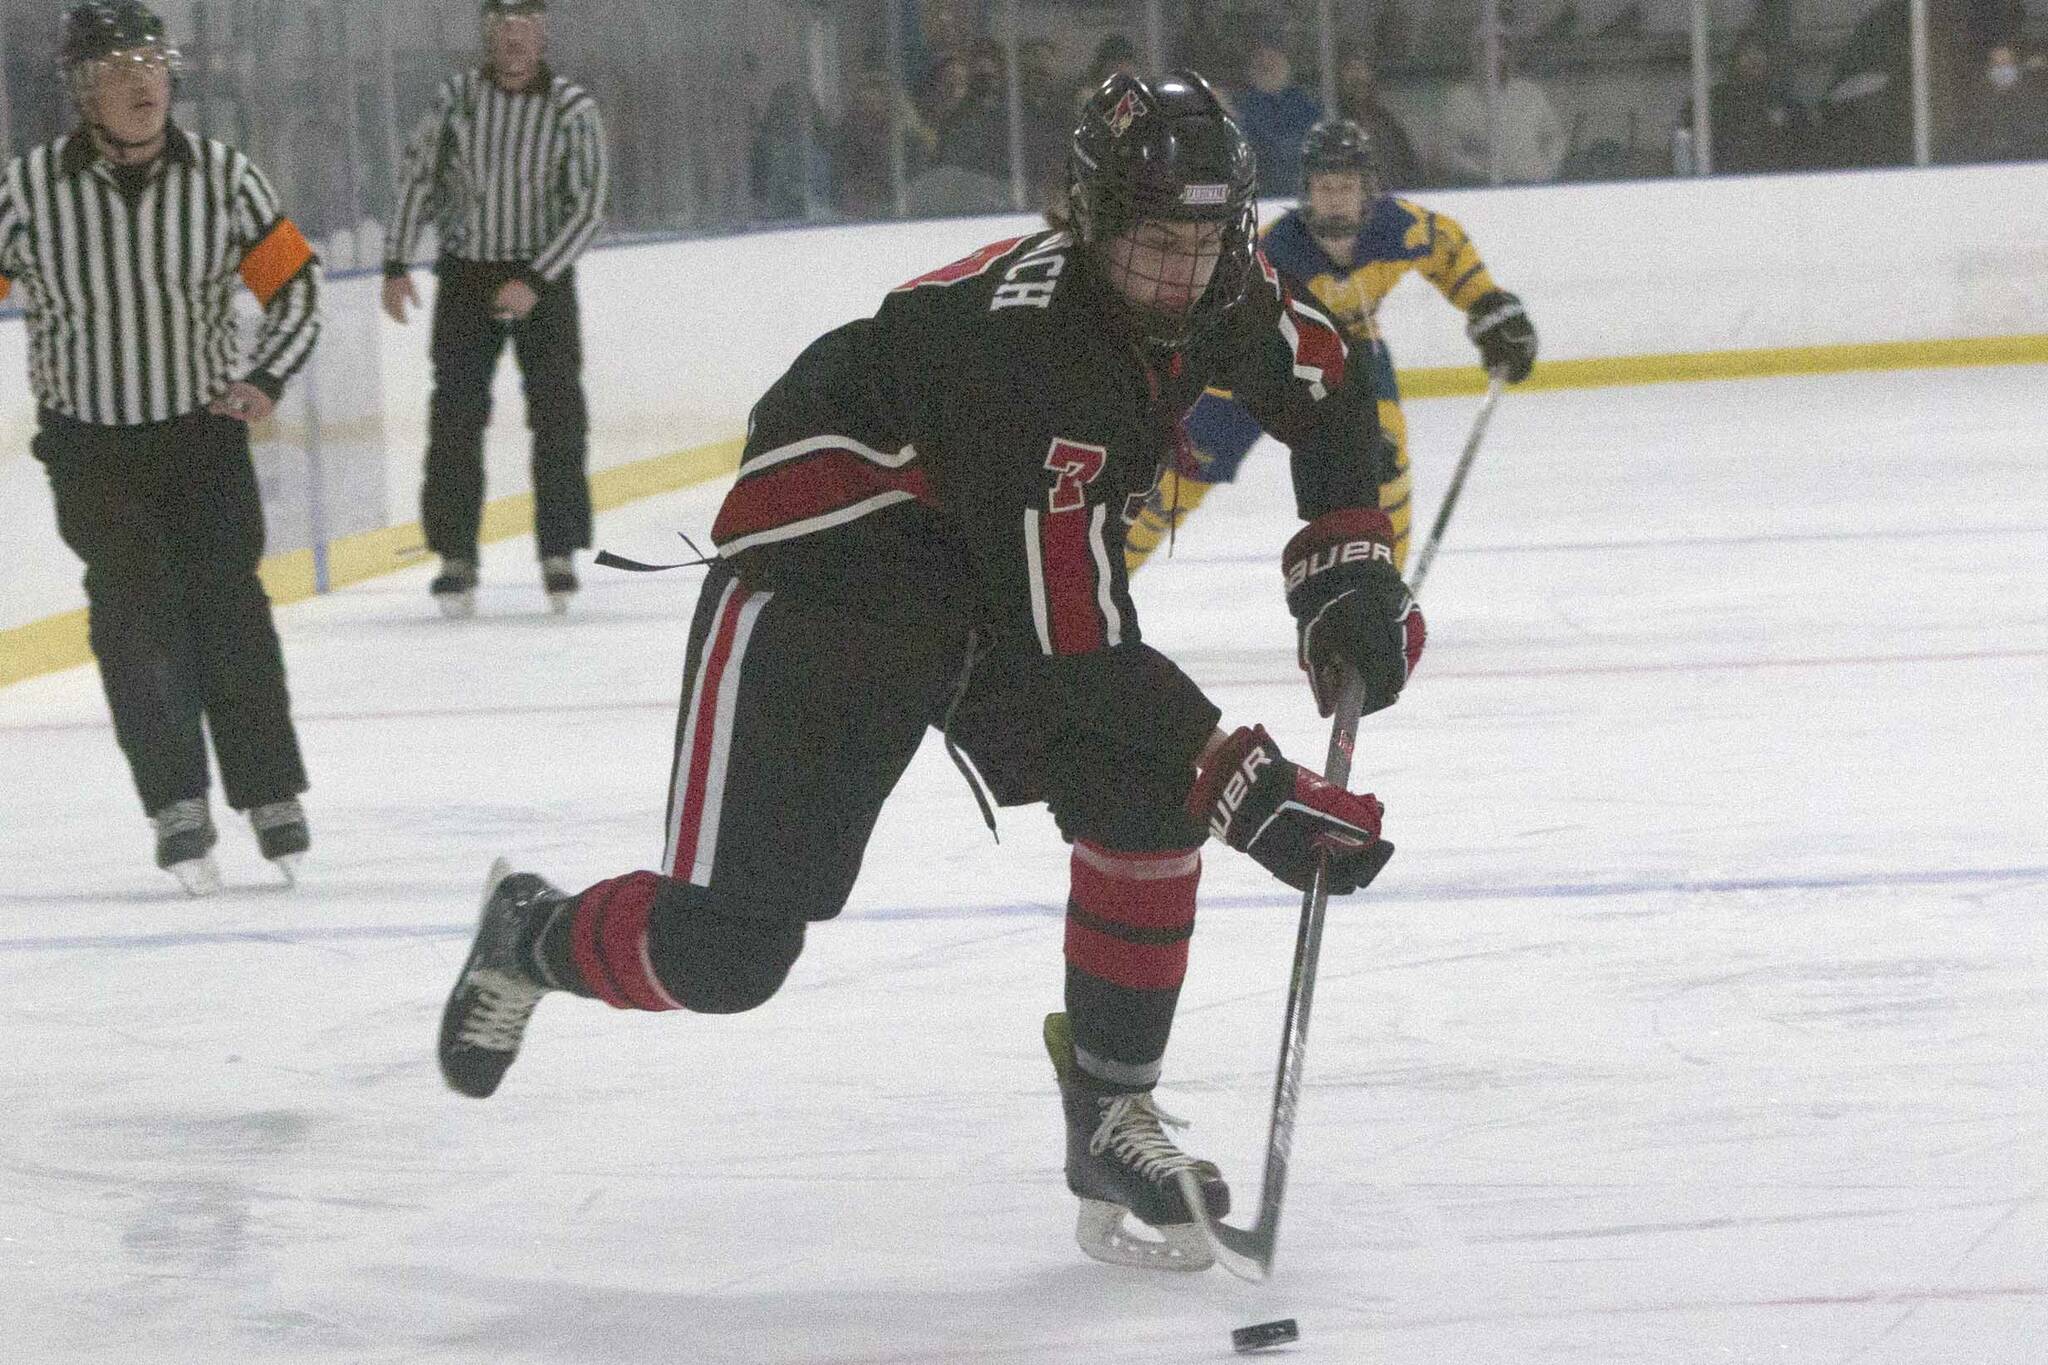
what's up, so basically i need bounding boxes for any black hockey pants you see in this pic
[548,562,1208,1060]
[34,407,308,816]
[420,257,592,563]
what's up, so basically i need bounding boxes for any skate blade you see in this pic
[435,591,476,620]
[545,590,573,615]
[479,856,514,910]
[167,855,223,898]
[269,852,304,887]
[1074,1199,1214,1272]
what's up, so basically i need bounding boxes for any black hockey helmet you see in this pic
[60,2,171,71]
[1299,118,1381,238]
[1065,69,1258,349]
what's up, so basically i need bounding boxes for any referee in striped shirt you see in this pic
[0,2,321,896]
[382,0,610,617]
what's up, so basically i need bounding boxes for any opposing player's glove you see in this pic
[1283,508,1426,718]
[1188,726,1394,894]
[1466,288,1537,384]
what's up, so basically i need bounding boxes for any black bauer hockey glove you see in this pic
[1466,288,1537,384]
[1283,508,1426,719]
[1188,726,1394,895]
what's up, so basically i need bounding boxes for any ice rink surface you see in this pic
[2,366,2045,1364]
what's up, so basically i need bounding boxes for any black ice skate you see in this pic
[248,798,310,884]
[430,558,478,619]
[151,797,221,897]
[438,858,567,1098]
[1043,1012,1230,1272]
[540,555,578,615]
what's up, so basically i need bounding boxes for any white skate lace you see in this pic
[457,969,544,1052]
[1089,1093,1201,1184]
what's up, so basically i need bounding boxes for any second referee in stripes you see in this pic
[382,0,611,618]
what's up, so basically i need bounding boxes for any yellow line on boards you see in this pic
[1,436,744,689]
[5,332,2046,690]
[1400,333,2048,398]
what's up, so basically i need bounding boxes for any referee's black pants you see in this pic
[421,258,593,564]
[34,408,308,817]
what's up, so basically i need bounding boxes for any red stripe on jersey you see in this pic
[668,586,752,880]
[570,872,678,1011]
[1286,295,1348,392]
[1255,247,1348,394]
[1039,505,1106,654]
[712,447,932,549]
[1255,248,1281,294]
[893,235,1027,292]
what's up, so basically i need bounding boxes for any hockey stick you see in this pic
[1408,372,1506,594]
[1180,672,1368,1282]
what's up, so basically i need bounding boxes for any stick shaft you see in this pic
[1240,672,1365,1266]
[1410,374,1506,593]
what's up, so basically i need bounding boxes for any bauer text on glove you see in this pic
[1188,725,1394,894]
[1283,508,1426,718]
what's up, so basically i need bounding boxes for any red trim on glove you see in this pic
[1283,507,1397,564]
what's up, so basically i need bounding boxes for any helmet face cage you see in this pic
[1067,71,1259,350]
[1299,118,1381,240]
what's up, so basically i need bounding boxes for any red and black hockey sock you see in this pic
[1061,840,1201,1092]
[528,871,681,1009]
[535,872,806,1015]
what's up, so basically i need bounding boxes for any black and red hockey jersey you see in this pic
[709,229,1381,775]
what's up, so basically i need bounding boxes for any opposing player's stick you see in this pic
[1409,372,1506,593]
[1181,672,1369,1282]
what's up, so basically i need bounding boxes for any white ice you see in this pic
[2,366,2045,1364]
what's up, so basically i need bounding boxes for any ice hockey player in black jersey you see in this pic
[436,71,1426,1272]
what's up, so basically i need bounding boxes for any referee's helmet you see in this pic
[59,2,169,71]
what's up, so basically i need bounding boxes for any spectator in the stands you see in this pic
[920,50,974,134]
[905,0,975,86]
[833,66,934,219]
[1949,40,2048,162]
[1680,30,1812,174]
[1333,43,1422,189]
[1816,0,1997,166]
[931,42,1009,180]
[1020,37,1072,203]
[751,76,833,220]
[1233,25,1323,195]
[1433,38,1566,185]
[1078,32,1140,106]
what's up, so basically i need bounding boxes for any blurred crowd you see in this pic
[744,0,2048,224]
[1,0,2044,239]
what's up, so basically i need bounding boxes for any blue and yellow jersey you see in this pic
[1150,197,1503,571]
[1259,196,1499,349]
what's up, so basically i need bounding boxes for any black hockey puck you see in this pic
[1231,1318,1299,1353]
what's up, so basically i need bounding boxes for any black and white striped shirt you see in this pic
[0,126,321,427]
[384,67,609,284]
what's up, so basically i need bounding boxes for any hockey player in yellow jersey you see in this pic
[1127,117,1537,572]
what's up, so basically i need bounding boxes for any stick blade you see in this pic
[1178,1171,1275,1282]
